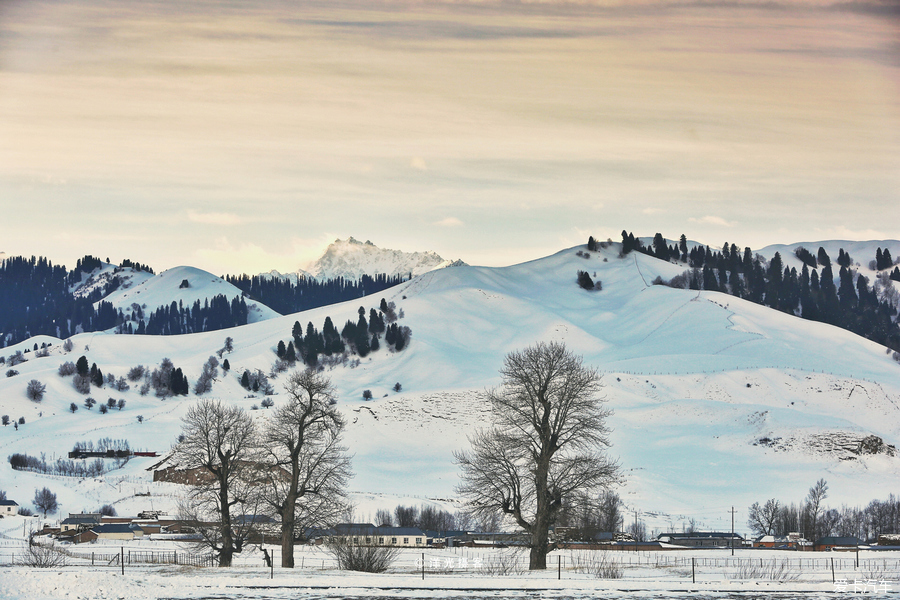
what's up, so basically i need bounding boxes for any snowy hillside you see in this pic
[292,237,465,282]
[97,265,280,325]
[1,242,898,534]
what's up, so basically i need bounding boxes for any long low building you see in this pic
[314,523,428,547]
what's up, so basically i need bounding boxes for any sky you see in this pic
[0,0,898,276]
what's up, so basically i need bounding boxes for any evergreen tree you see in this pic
[284,341,297,363]
[587,236,597,252]
[817,247,831,268]
[222,359,230,371]
[838,266,858,310]
[276,340,286,358]
[76,356,89,377]
[240,371,250,389]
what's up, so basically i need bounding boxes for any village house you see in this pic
[60,513,102,532]
[0,499,19,516]
[317,523,428,547]
[814,536,864,551]
[753,533,812,550]
[656,532,746,548]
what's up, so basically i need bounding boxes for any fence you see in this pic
[1,544,898,585]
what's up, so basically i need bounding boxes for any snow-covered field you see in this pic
[1,242,899,533]
[0,532,896,600]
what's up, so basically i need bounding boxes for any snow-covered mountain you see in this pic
[282,237,465,282]
[1,241,898,534]
[98,265,280,325]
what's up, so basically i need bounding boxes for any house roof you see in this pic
[332,523,426,536]
[658,532,744,540]
[816,536,863,546]
[61,516,101,525]
[0,500,18,506]
[92,523,141,534]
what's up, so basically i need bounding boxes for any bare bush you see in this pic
[729,558,799,581]
[326,537,400,573]
[569,550,623,579]
[72,374,91,394]
[127,365,145,382]
[19,536,67,568]
[8,351,26,366]
[58,361,76,377]
[477,549,527,576]
[6,369,19,378]
[26,379,46,402]
[62,339,74,353]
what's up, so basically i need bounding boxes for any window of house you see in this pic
[391,537,397,544]
[403,537,409,544]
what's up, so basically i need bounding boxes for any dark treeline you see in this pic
[0,255,122,346]
[618,232,900,353]
[136,296,249,335]
[224,273,407,316]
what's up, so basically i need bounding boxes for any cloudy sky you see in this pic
[1,0,898,275]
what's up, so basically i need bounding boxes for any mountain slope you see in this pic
[0,243,897,533]
[98,266,280,325]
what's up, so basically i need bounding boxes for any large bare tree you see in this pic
[262,368,352,568]
[174,399,259,567]
[455,341,619,570]
[747,498,781,536]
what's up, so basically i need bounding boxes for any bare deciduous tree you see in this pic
[262,369,352,568]
[748,498,781,537]
[455,342,619,570]
[26,379,46,402]
[174,399,259,567]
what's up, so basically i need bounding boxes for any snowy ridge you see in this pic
[0,241,898,533]
[300,237,465,281]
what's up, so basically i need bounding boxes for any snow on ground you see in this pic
[0,526,895,600]
[1,243,899,533]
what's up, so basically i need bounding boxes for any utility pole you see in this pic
[729,506,737,556]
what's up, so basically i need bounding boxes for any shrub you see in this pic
[69,403,78,413]
[136,415,144,423]
[58,361,76,377]
[17,417,24,425]
[261,397,274,409]
[1,415,8,426]
[72,374,91,394]
[17,507,33,516]
[62,339,74,353]
[26,379,46,402]
[6,369,19,378]
[127,365,145,382]
[20,536,66,568]
[84,397,96,410]
[393,382,402,392]
[98,504,117,517]
[326,538,400,573]
[362,389,373,400]
[8,351,26,366]
[99,404,108,414]
[117,399,126,410]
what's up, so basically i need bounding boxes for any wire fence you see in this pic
[1,544,898,585]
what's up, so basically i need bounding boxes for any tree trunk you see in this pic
[281,461,300,568]
[281,490,297,568]
[529,510,551,570]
